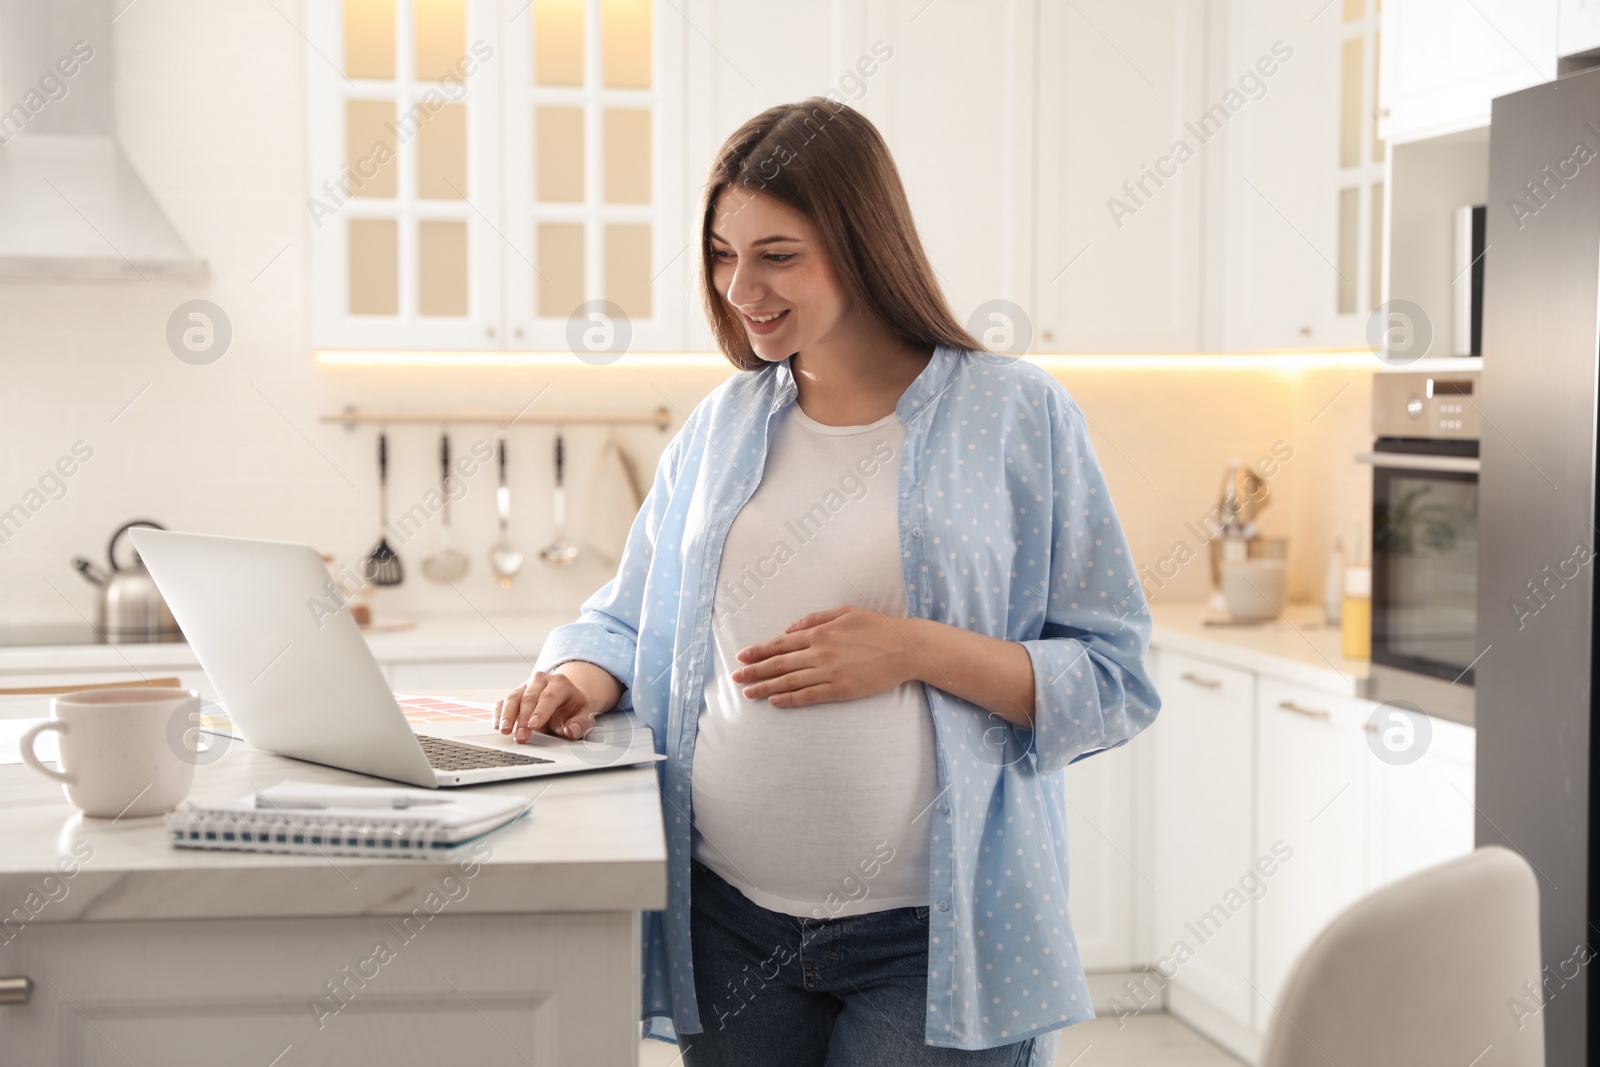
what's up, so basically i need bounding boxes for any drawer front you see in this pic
[0,912,639,1066]
[1156,651,1254,710]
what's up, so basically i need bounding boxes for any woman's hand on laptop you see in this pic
[496,662,621,743]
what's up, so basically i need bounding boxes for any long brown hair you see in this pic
[699,97,981,372]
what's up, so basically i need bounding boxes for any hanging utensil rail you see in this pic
[321,405,673,431]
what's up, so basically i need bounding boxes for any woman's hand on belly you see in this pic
[734,607,1040,727]
[730,605,917,707]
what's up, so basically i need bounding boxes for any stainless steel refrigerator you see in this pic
[1480,67,1600,1066]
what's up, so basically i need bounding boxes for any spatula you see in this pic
[361,431,403,586]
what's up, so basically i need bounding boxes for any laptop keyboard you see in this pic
[417,734,555,771]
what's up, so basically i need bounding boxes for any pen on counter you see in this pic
[253,793,449,811]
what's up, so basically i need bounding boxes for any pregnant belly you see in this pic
[689,680,938,912]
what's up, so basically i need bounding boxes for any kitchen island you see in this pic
[0,690,666,1066]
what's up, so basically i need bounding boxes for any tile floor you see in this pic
[638,1011,1247,1065]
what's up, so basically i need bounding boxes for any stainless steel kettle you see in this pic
[72,520,183,644]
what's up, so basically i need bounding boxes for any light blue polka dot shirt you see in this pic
[534,344,1162,1061]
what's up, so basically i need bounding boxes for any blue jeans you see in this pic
[681,856,1038,1067]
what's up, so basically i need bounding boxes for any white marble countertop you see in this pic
[0,690,666,923]
[0,613,577,675]
[1148,599,1370,698]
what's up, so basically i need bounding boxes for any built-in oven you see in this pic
[1357,369,1480,726]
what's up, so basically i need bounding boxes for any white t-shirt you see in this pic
[690,402,939,919]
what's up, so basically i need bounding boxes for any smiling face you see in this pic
[707,186,852,364]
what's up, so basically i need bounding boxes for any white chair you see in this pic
[1259,845,1544,1067]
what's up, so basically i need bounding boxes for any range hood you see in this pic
[0,0,206,281]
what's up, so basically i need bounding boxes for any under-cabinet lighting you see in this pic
[1025,351,1376,371]
[313,349,1381,371]
[314,350,731,369]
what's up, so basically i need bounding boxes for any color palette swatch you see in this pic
[393,692,498,725]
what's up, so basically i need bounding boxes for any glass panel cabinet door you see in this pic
[308,0,501,350]
[502,0,685,352]
[1335,2,1384,328]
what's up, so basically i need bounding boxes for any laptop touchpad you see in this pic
[457,730,571,750]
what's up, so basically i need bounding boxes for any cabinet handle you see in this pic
[1278,700,1331,720]
[1180,671,1222,690]
[0,977,33,1005]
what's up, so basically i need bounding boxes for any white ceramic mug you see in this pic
[19,687,200,818]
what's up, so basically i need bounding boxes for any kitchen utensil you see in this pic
[361,432,403,586]
[70,519,182,643]
[319,552,371,625]
[422,431,469,582]
[1221,558,1288,621]
[582,427,646,568]
[1207,460,1272,586]
[1323,531,1345,625]
[540,432,580,567]
[489,432,524,588]
[356,617,418,633]
[19,687,199,818]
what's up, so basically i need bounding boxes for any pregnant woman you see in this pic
[496,97,1160,1066]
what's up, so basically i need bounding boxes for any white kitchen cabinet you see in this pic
[305,0,504,351]
[865,0,1034,333]
[677,0,883,353]
[1149,651,1257,1027]
[1366,710,1476,887]
[307,0,689,352]
[501,0,689,352]
[1061,733,1138,970]
[679,0,856,189]
[1033,0,1206,352]
[1251,677,1370,1034]
[2,913,639,1066]
[1379,0,1558,144]
[682,0,1205,355]
[1218,0,1373,351]
[1560,0,1600,57]
[1133,622,1483,1061]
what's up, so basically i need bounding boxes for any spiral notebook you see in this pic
[165,780,533,857]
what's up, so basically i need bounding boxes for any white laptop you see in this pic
[130,527,664,788]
